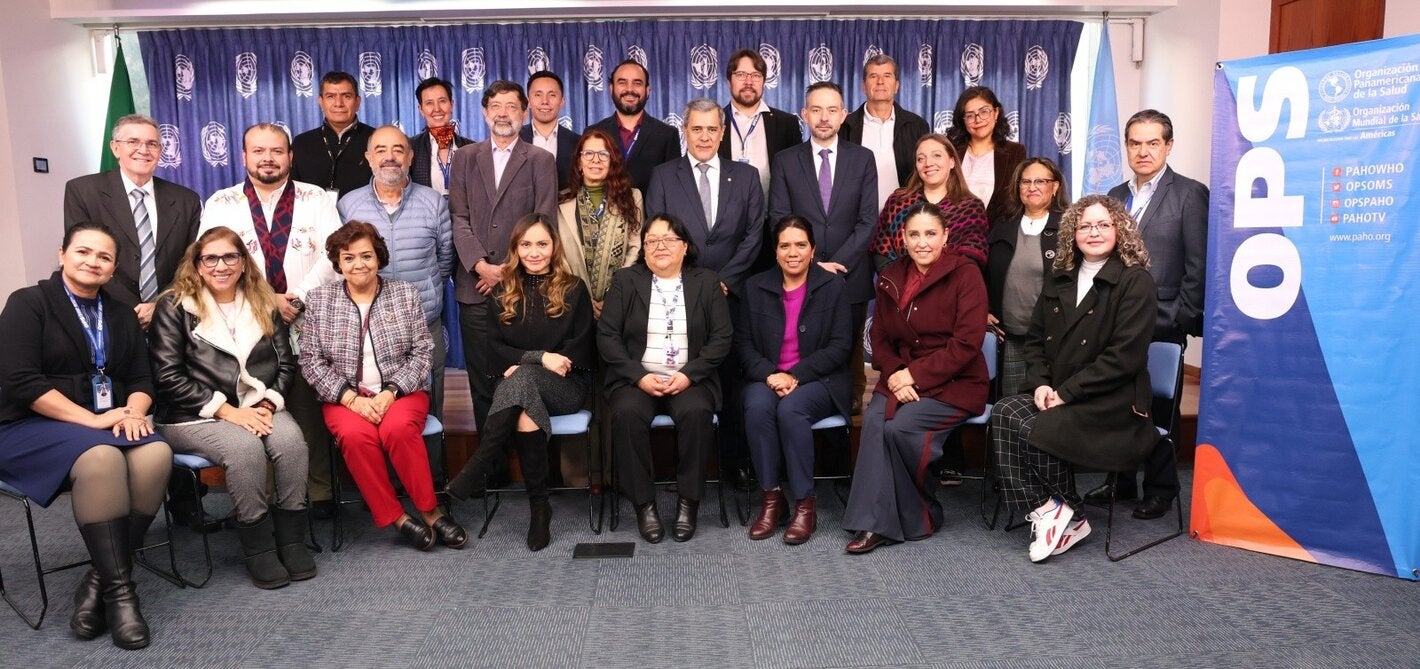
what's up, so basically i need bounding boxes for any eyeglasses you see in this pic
[730,71,765,82]
[115,138,161,153]
[1076,222,1115,234]
[199,253,244,268]
[644,237,684,249]
[1019,178,1058,188]
[579,150,611,162]
[962,108,996,123]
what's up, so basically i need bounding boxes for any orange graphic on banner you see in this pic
[1190,444,1315,562]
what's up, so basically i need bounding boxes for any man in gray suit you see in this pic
[769,82,880,413]
[1089,108,1208,518]
[450,80,559,430]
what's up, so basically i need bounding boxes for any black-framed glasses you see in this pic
[730,71,765,82]
[199,253,244,268]
[962,108,996,122]
[644,237,684,249]
[1076,222,1115,234]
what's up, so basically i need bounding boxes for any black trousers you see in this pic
[608,383,716,506]
[459,300,494,431]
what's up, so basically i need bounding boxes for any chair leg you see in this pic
[0,494,48,629]
[478,492,501,539]
[329,438,344,552]
[1105,441,1186,561]
[139,467,212,588]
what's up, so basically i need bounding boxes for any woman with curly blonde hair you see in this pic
[988,194,1158,563]
[445,213,596,551]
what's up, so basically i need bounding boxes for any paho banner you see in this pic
[1195,33,1420,580]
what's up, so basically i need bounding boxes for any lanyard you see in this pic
[651,277,683,367]
[435,140,458,192]
[322,123,356,189]
[729,111,762,157]
[63,283,106,372]
[621,125,642,160]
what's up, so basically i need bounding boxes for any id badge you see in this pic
[736,156,750,163]
[92,374,113,411]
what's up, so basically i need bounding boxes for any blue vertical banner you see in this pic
[1083,22,1122,195]
[1195,33,1420,580]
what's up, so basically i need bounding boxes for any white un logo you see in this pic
[235,52,258,99]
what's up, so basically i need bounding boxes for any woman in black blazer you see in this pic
[734,216,852,545]
[0,222,170,650]
[598,213,732,544]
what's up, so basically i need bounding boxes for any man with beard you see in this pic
[410,77,474,196]
[449,80,558,436]
[520,70,580,191]
[291,71,375,198]
[198,122,344,519]
[589,60,681,192]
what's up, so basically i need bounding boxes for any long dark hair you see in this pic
[946,86,1011,148]
[561,128,641,233]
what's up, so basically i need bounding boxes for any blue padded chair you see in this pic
[1103,341,1187,561]
[477,409,604,538]
[329,414,444,552]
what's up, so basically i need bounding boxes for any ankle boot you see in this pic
[236,513,290,589]
[446,408,519,500]
[748,489,787,540]
[77,518,149,650]
[514,430,552,551]
[783,496,817,545]
[73,512,158,639]
[271,508,317,581]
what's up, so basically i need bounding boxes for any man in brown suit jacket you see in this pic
[449,80,558,429]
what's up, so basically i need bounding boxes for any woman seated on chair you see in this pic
[149,226,316,589]
[989,194,1157,563]
[299,221,467,552]
[734,216,852,545]
[0,222,170,650]
[598,213,732,545]
[842,201,989,555]
[445,213,595,552]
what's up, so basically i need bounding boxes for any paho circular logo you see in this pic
[1318,70,1351,104]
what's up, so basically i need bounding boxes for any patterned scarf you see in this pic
[429,124,457,150]
[577,185,629,302]
[243,178,296,293]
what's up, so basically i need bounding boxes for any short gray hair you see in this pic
[681,97,725,126]
[862,53,899,81]
[110,114,158,141]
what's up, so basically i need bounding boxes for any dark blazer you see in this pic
[717,105,803,165]
[956,140,1027,224]
[597,264,733,409]
[409,127,474,189]
[588,113,682,192]
[148,293,295,425]
[62,171,202,307]
[768,140,880,303]
[1108,166,1209,342]
[1023,257,1158,472]
[986,209,1062,321]
[839,102,930,188]
[290,121,376,197]
[518,124,581,191]
[448,138,559,304]
[0,273,155,424]
[644,157,765,295]
[733,265,853,418]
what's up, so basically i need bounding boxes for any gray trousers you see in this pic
[842,393,966,542]
[160,412,309,524]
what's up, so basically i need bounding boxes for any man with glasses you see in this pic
[200,122,345,518]
[1087,109,1208,520]
[839,54,929,210]
[589,59,681,191]
[64,113,201,329]
[520,70,580,190]
[718,48,802,205]
[291,71,375,198]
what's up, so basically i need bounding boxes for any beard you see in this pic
[374,163,408,187]
[250,167,288,185]
[614,93,647,116]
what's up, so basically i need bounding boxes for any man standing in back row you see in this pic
[840,54,929,210]
[589,60,681,192]
[291,71,376,198]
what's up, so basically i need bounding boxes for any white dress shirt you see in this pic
[729,100,772,197]
[690,154,721,227]
[861,109,897,209]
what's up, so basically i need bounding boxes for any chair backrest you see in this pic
[982,332,999,381]
[1147,341,1183,401]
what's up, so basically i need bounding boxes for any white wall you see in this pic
[1385,2,1420,39]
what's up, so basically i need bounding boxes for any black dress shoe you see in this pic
[731,466,755,493]
[396,517,435,551]
[635,502,663,543]
[431,515,468,549]
[1132,495,1174,520]
[672,497,699,542]
[1083,482,1137,507]
[845,531,893,554]
[309,499,337,520]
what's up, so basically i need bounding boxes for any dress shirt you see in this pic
[961,149,996,208]
[811,137,840,185]
[729,100,772,196]
[492,139,516,188]
[690,154,721,226]
[861,109,897,209]
[529,124,559,160]
[119,171,159,238]
[1127,166,1169,220]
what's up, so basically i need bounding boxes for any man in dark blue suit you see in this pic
[588,60,681,192]
[769,82,880,413]
[1089,109,1209,519]
[521,70,580,191]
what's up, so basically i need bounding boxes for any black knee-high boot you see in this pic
[77,518,149,650]
[74,512,158,639]
[446,408,519,500]
[514,429,552,551]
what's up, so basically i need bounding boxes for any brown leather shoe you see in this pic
[748,490,786,540]
[782,496,816,545]
[845,531,894,554]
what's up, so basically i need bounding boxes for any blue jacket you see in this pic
[733,264,854,418]
[337,180,454,323]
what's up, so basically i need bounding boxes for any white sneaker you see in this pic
[1026,498,1075,563]
[1051,518,1091,556]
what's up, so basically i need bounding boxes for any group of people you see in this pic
[0,48,1208,651]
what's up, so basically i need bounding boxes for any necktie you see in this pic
[131,188,157,302]
[696,162,713,229]
[818,148,833,212]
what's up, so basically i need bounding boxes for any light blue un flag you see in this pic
[1084,24,1124,195]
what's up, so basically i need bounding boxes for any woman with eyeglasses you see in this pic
[987,157,1071,396]
[598,213,732,544]
[946,86,1027,225]
[989,195,1157,563]
[149,226,316,589]
[557,128,643,319]
[871,134,989,271]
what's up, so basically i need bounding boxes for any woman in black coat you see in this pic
[735,216,852,545]
[989,194,1158,564]
[598,213,733,544]
[0,222,170,650]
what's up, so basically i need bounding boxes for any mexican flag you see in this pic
[100,41,135,172]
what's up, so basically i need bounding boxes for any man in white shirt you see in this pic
[839,54,930,210]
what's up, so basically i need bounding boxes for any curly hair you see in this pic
[497,213,579,325]
[946,86,1011,148]
[1053,194,1150,272]
[896,134,970,203]
[163,226,280,336]
[560,128,641,234]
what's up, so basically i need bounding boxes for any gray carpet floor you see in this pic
[3,470,1417,668]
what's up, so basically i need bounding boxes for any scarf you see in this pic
[243,178,297,293]
[429,124,457,150]
[576,185,629,301]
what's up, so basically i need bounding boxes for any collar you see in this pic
[809,137,839,155]
[731,100,770,121]
[120,170,153,197]
[863,103,896,124]
[529,122,559,141]
[491,137,519,154]
[1129,165,1168,196]
[326,118,359,140]
[688,154,721,171]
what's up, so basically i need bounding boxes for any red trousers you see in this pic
[322,391,435,527]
